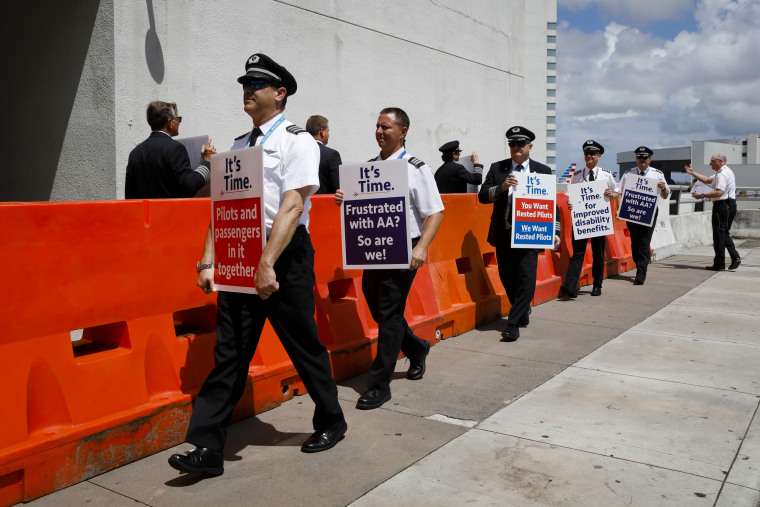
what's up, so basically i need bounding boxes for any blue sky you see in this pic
[555,0,760,174]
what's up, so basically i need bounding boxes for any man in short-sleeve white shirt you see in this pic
[559,140,619,298]
[686,154,740,270]
[170,53,347,478]
[335,107,444,410]
[619,146,670,285]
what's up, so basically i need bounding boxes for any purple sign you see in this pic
[343,196,408,266]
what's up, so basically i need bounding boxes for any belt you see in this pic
[280,224,310,254]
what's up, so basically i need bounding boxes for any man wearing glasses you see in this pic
[434,140,483,194]
[685,154,740,271]
[125,101,216,198]
[478,126,560,342]
[618,146,670,285]
[169,54,347,477]
[559,140,619,298]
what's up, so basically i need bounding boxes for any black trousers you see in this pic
[562,234,606,295]
[627,222,655,283]
[712,199,739,268]
[186,230,344,452]
[362,239,427,394]
[495,242,539,327]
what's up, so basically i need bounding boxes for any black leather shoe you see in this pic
[729,259,741,270]
[633,278,645,285]
[356,389,391,410]
[558,285,577,299]
[591,286,602,296]
[500,325,520,342]
[520,308,531,327]
[705,265,723,271]
[407,341,431,380]
[301,421,347,453]
[168,447,224,476]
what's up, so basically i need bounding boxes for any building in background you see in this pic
[2,0,557,202]
[522,5,558,174]
[616,133,760,187]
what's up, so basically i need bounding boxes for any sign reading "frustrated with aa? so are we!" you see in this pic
[339,159,411,269]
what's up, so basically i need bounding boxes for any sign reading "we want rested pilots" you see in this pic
[339,159,411,269]
[511,172,556,249]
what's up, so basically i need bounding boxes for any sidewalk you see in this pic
[25,242,760,506]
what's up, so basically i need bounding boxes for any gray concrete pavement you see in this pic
[25,242,760,506]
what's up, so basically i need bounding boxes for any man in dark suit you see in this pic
[434,140,483,193]
[306,115,343,194]
[478,126,560,342]
[125,101,215,199]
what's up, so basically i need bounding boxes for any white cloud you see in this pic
[557,0,760,170]
[561,0,696,25]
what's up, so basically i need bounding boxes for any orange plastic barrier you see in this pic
[0,200,302,505]
[555,193,635,292]
[426,194,562,339]
[309,196,442,381]
[1,192,635,504]
[426,194,504,339]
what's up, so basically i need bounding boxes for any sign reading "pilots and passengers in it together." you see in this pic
[339,159,411,269]
[210,146,265,293]
[511,172,556,249]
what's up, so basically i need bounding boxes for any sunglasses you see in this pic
[242,79,272,90]
[636,155,650,159]
[172,116,182,124]
[508,139,529,148]
[583,151,599,156]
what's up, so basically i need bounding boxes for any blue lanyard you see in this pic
[397,150,406,159]
[246,115,286,147]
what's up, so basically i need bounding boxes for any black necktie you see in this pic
[588,170,595,181]
[640,171,645,176]
[505,165,523,229]
[250,127,263,145]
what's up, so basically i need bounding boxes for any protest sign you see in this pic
[210,146,265,293]
[339,159,411,269]
[566,180,614,240]
[617,174,659,227]
[511,172,556,249]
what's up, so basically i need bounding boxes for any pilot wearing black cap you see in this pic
[434,140,483,193]
[478,126,561,342]
[559,140,619,299]
[169,53,347,477]
[618,145,670,285]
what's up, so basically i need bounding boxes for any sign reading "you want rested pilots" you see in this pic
[511,172,556,249]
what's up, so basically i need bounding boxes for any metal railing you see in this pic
[669,185,760,215]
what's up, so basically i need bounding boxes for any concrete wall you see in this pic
[733,209,760,238]
[3,0,555,201]
[3,0,111,201]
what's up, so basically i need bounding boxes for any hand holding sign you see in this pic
[511,172,556,249]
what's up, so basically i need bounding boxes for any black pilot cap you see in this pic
[634,146,653,157]
[439,140,460,153]
[583,140,604,154]
[237,53,297,96]
[505,126,535,141]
